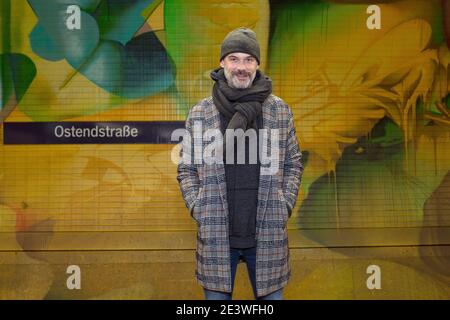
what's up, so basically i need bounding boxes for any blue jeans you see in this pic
[203,247,284,300]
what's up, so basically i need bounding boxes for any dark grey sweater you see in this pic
[220,112,262,248]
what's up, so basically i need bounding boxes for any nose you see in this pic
[236,66,246,73]
[236,63,247,72]
[234,59,247,70]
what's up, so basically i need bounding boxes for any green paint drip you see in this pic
[328,169,340,230]
[1,0,11,110]
[0,0,11,53]
[433,137,438,176]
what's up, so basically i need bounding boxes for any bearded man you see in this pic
[177,27,303,300]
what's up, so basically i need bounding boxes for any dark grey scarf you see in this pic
[210,68,272,131]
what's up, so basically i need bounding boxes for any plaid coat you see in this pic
[177,94,303,297]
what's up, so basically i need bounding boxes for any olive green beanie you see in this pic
[220,27,260,64]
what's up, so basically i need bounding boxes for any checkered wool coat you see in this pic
[177,94,303,297]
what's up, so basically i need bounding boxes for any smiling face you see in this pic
[220,52,259,89]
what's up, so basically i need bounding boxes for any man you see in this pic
[177,27,303,300]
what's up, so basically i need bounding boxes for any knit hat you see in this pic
[220,27,260,64]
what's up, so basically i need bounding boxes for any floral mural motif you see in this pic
[0,0,449,299]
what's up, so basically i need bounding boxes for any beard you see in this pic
[224,68,256,89]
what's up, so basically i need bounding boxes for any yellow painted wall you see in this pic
[0,0,449,299]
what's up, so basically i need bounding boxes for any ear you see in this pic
[220,60,224,68]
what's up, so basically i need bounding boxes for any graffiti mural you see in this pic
[0,0,449,299]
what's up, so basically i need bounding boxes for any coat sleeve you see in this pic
[283,105,304,217]
[176,108,201,217]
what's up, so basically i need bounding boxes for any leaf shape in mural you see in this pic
[28,0,101,67]
[27,0,173,105]
[0,0,37,121]
[289,19,441,177]
[93,0,162,44]
[297,116,445,229]
[76,31,174,98]
[0,53,36,121]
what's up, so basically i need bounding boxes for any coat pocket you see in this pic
[277,188,289,225]
[191,186,204,221]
